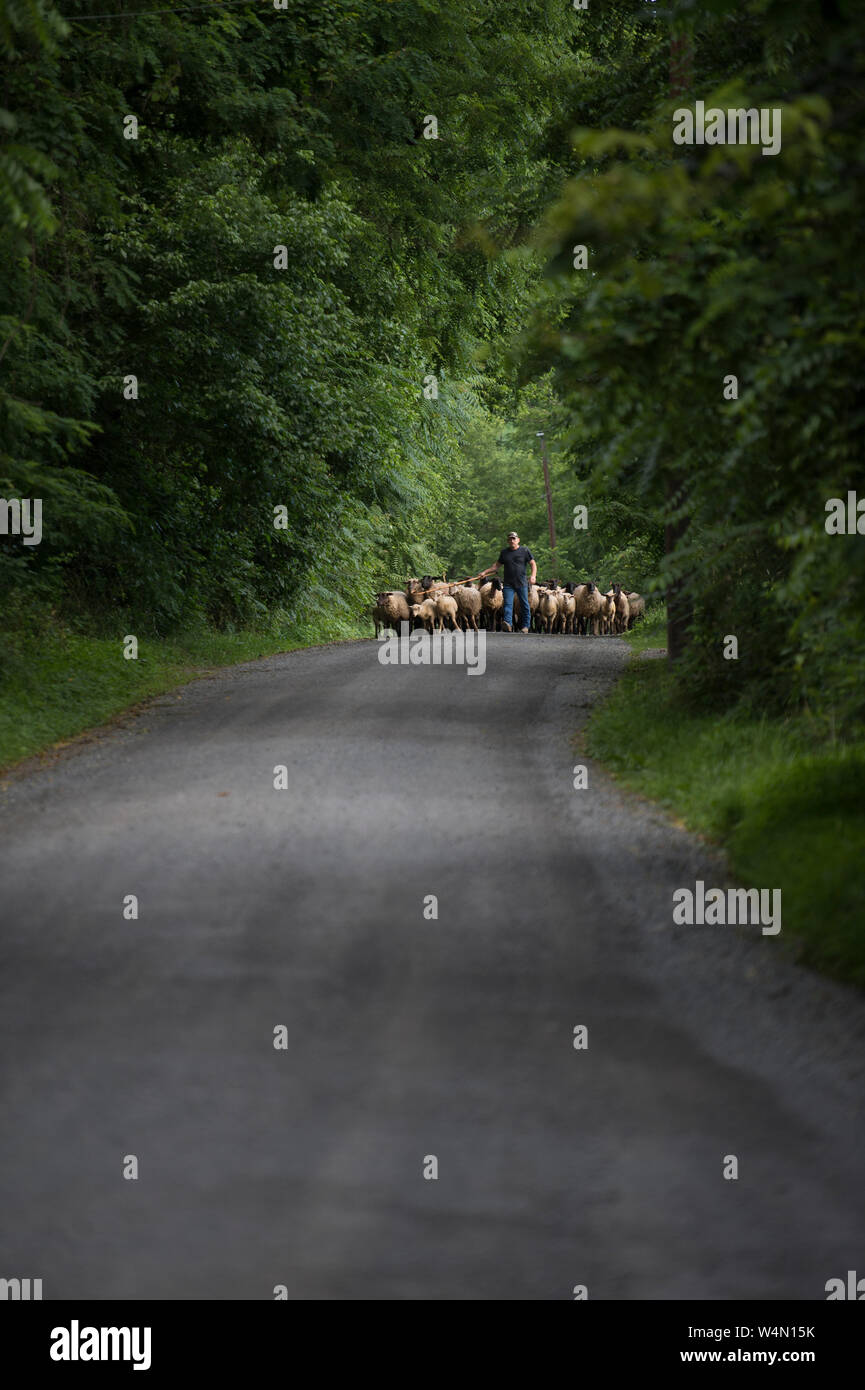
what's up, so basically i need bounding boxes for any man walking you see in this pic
[480,531,537,632]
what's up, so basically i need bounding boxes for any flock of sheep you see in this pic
[372,577,647,636]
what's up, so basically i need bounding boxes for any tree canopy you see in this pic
[2,0,863,732]
[1,0,577,629]
[518,0,864,724]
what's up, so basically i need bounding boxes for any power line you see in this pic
[67,0,278,23]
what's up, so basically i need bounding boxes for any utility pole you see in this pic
[536,431,557,580]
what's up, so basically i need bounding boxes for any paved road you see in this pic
[1,635,864,1300]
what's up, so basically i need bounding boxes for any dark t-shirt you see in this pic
[498,545,534,586]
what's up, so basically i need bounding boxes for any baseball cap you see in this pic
[507,530,518,538]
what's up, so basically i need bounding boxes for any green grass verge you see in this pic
[621,601,667,652]
[585,647,865,990]
[0,614,367,772]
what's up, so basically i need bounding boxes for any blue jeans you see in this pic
[503,580,530,630]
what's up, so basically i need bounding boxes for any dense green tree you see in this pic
[435,382,663,590]
[1,0,580,629]
[5,0,862,738]
[521,0,865,725]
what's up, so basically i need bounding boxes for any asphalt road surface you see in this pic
[1,635,864,1300]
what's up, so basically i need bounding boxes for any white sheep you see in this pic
[574,582,603,635]
[626,593,646,627]
[434,593,461,631]
[451,583,481,631]
[538,586,559,633]
[374,590,411,636]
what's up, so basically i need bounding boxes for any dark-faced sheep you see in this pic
[407,575,448,609]
[479,576,503,630]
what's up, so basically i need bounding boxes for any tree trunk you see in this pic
[666,20,694,661]
[665,476,691,662]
